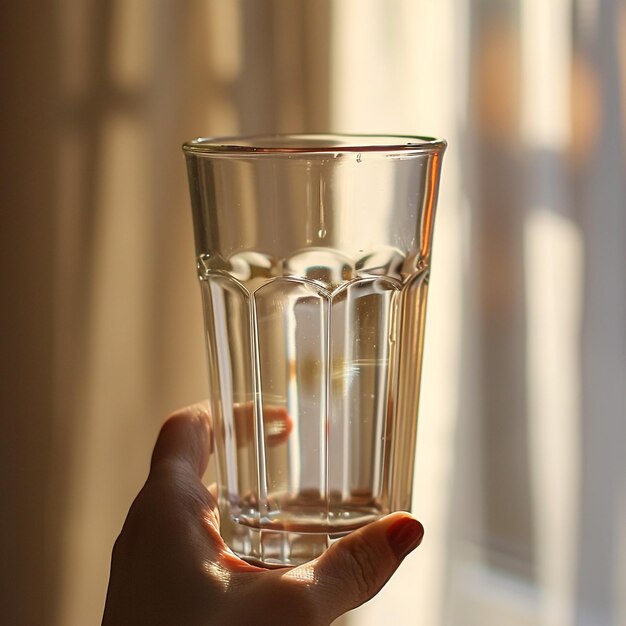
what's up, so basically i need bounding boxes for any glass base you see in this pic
[231,526,338,568]
[225,508,383,568]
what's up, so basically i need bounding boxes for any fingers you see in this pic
[150,403,213,477]
[234,402,293,446]
[149,402,290,481]
[300,513,424,620]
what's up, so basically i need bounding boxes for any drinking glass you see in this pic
[183,134,446,566]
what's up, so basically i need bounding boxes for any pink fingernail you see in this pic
[386,517,424,560]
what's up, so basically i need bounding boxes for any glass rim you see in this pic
[182,133,447,157]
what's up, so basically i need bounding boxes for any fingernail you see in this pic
[386,517,424,560]
[266,418,287,438]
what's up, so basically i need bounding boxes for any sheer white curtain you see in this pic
[4,1,625,625]
[52,3,331,624]
[331,1,625,625]
[330,2,463,624]
[19,2,330,625]
[328,2,463,624]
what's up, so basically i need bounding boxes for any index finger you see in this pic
[150,403,213,477]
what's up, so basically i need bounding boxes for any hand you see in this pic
[102,404,424,626]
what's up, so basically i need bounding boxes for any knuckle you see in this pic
[341,534,380,599]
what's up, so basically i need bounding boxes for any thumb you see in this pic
[306,512,424,620]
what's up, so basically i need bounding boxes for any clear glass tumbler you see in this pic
[183,134,446,567]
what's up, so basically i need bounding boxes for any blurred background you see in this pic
[2,0,625,624]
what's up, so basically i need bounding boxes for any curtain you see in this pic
[2,1,625,625]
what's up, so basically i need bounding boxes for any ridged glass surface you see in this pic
[199,248,428,565]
